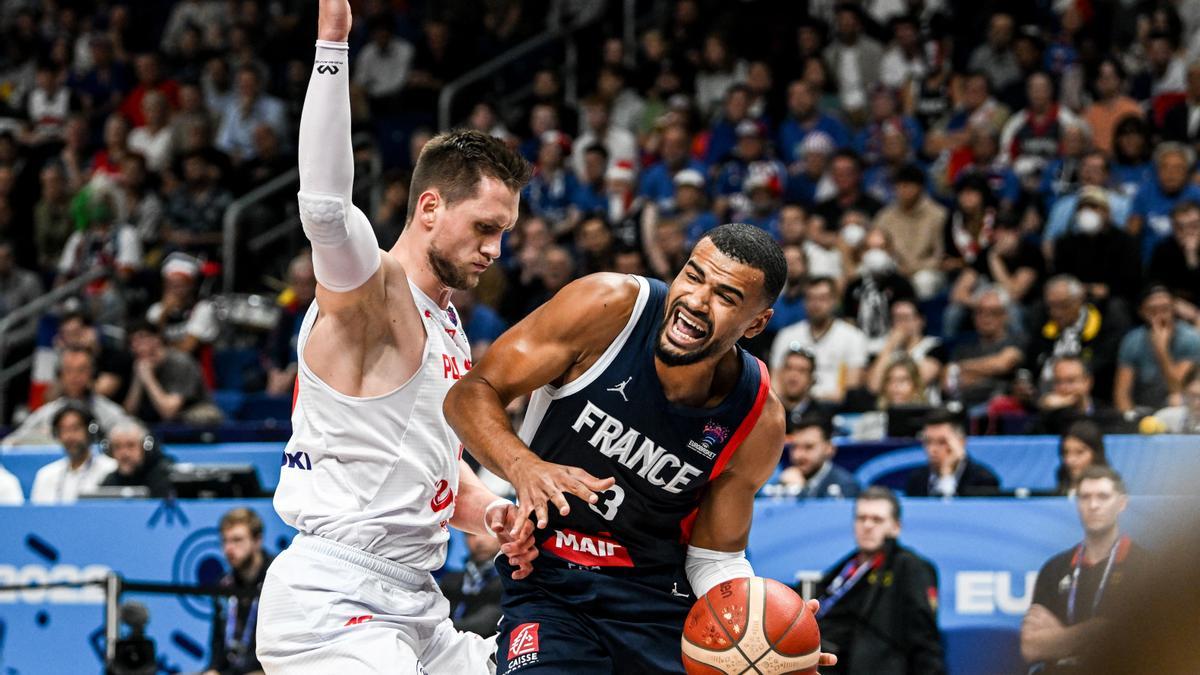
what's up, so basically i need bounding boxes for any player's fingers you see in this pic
[512,500,536,538]
[564,477,603,505]
[486,505,508,535]
[818,653,838,666]
[533,501,550,529]
[569,468,616,493]
[806,598,821,616]
[549,490,571,517]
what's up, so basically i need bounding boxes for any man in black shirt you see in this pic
[813,486,945,674]
[905,408,1000,497]
[1021,467,1147,674]
[100,420,174,498]
[206,508,272,675]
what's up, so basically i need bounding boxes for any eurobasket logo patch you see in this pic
[508,622,540,659]
[687,420,730,459]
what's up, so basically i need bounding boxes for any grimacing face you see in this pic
[425,176,520,290]
[657,239,772,367]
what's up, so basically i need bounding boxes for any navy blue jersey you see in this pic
[519,275,769,573]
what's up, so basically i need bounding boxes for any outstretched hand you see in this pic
[486,502,539,580]
[507,454,615,534]
[317,0,352,42]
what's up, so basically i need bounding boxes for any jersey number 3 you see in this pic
[588,483,625,521]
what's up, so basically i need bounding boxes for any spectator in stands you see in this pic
[638,124,703,214]
[843,229,916,354]
[2,348,127,447]
[575,217,615,276]
[571,96,636,178]
[1127,142,1200,263]
[1150,365,1200,433]
[100,420,174,498]
[763,243,808,345]
[777,414,859,499]
[1082,59,1142,154]
[814,150,883,237]
[439,531,504,637]
[33,164,75,272]
[265,252,315,396]
[1042,151,1132,251]
[1148,201,1200,323]
[778,80,850,167]
[940,174,995,277]
[523,131,577,228]
[872,164,946,299]
[944,286,1026,408]
[947,211,1042,338]
[1159,60,1200,147]
[1114,286,1200,415]
[126,91,174,173]
[26,61,76,147]
[147,253,220,357]
[673,169,718,246]
[90,113,132,180]
[866,299,942,395]
[567,143,608,225]
[162,150,233,257]
[56,193,141,302]
[704,84,755,167]
[1022,467,1147,672]
[1031,356,1126,436]
[1110,115,1153,198]
[771,276,869,405]
[1052,186,1142,311]
[596,66,645,135]
[54,310,131,402]
[941,126,1021,210]
[854,88,922,168]
[824,3,883,117]
[1030,275,1125,403]
[215,66,287,165]
[206,507,271,675]
[0,238,42,324]
[29,404,117,504]
[876,357,927,409]
[71,35,131,128]
[904,408,999,497]
[1135,31,1186,98]
[714,120,779,221]
[774,346,821,425]
[0,458,22,504]
[779,203,840,279]
[693,33,746,118]
[879,14,928,92]
[123,321,222,426]
[1055,420,1109,497]
[998,72,1084,168]
[968,12,1019,92]
[813,486,945,674]
[353,17,414,113]
[935,72,1010,153]
[784,131,837,207]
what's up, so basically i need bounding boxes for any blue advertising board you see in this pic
[2,497,1197,674]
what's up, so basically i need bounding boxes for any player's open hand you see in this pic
[805,598,838,669]
[487,502,538,580]
[507,453,615,534]
[317,0,352,42]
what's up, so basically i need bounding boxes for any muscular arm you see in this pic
[688,394,785,554]
[444,274,632,526]
[449,460,508,537]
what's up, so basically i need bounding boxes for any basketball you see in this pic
[681,577,821,674]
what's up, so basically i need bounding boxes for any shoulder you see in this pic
[893,544,938,575]
[1038,547,1076,577]
[556,273,643,314]
[965,456,1000,481]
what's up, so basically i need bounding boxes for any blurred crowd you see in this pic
[2,0,1200,469]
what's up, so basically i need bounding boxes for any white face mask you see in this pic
[1076,208,1103,234]
[861,248,894,275]
[841,223,866,247]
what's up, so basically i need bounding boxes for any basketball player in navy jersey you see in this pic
[446,224,837,673]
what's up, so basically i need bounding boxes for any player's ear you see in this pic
[417,189,440,229]
[741,307,773,340]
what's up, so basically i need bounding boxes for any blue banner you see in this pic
[2,497,1197,674]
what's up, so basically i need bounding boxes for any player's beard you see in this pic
[655,304,717,367]
[427,241,474,290]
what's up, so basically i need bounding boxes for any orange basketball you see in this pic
[681,576,821,675]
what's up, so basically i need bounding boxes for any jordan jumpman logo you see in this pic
[607,376,632,402]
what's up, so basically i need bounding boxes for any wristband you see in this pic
[482,498,514,537]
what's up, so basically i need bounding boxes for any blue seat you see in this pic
[237,393,292,422]
[212,390,246,419]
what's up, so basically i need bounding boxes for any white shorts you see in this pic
[256,533,496,674]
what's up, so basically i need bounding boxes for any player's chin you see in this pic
[654,335,710,367]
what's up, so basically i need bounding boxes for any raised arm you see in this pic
[443,274,634,531]
[299,0,384,314]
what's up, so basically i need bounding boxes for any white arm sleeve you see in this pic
[298,40,380,292]
[685,545,754,598]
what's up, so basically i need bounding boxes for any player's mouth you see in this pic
[471,261,490,272]
[668,306,709,348]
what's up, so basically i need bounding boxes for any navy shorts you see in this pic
[493,556,694,675]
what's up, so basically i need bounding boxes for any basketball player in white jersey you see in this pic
[255,2,573,672]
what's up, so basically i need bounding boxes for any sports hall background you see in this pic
[1,1,1199,673]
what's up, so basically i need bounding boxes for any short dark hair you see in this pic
[895,163,926,186]
[857,485,902,522]
[406,129,532,223]
[787,412,831,440]
[1078,465,1127,494]
[806,275,837,295]
[923,407,964,436]
[1171,199,1200,220]
[52,403,95,438]
[700,223,787,304]
[219,507,264,539]
[1053,354,1091,378]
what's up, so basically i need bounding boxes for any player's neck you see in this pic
[391,236,453,308]
[654,350,736,408]
[1084,526,1120,564]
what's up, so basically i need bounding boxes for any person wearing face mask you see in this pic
[843,229,915,355]
[1053,186,1142,313]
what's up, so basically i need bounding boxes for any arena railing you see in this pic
[0,266,109,421]
[221,169,300,293]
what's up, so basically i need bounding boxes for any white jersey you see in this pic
[273,279,473,569]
